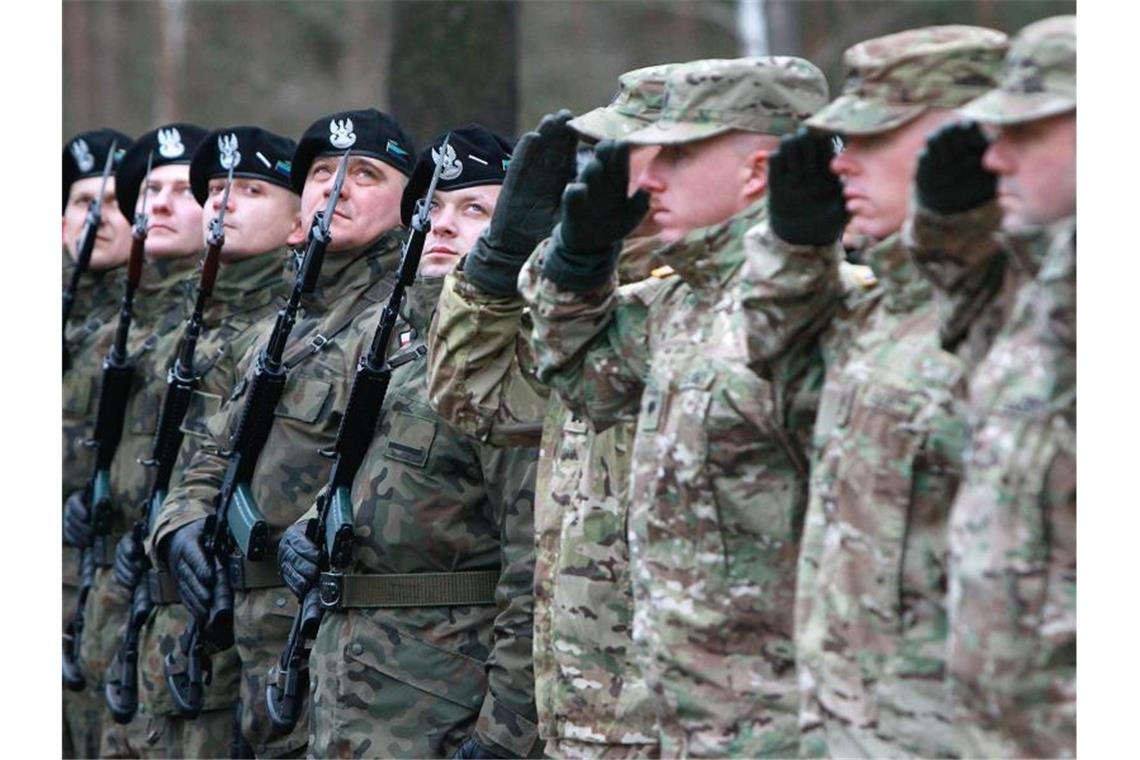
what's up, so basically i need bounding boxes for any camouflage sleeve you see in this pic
[946,414,1075,758]
[471,440,542,757]
[517,239,660,432]
[426,265,549,447]
[902,199,1004,292]
[738,221,844,367]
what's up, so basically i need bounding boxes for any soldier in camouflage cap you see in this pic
[901,15,1076,756]
[429,67,685,759]
[779,25,1008,758]
[518,57,844,756]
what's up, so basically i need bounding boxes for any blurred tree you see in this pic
[389,0,519,146]
[155,0,187,124]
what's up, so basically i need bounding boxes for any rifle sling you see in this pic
[146,568,181,605]
[281,292,383,371]
[318,569,500,610]
[226,555,286,591]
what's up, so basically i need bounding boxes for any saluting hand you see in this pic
[916,121,997,214]
[768,128,847,246]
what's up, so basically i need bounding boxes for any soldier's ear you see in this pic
[741,147,770,203]
[286,211,305,248]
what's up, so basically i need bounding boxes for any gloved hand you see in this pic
[916,121,997,214]
[278,520,320,600]
[165,519,214,620]
[465,110,580,296]
[768,127,848,246]
[63,489,93,548]
[113,530,147,591]
[452,736,510,759]
[542,139,650,292]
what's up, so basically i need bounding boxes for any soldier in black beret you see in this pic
[61,126,135,760]
[151,108,418,758]
[62,121,209,758]
[113,126,300,759]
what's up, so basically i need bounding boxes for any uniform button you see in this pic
[274,596,287,608]
[350,642,363,655]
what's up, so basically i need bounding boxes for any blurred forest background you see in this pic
[63,0,1075,150]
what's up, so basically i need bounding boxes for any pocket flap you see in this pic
[179,390,223,439]
[383,411,437,467]
[273,376,333,423]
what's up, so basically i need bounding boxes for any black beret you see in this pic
[115,123,209,224]
[399,124,514,227]
[62,128,133,212]
[290,108,416,194]
[190,126,298,206]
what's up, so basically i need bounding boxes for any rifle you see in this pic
[104,165,235,724]
[165,149,351,718]
[266,136,450,733]
[63,142,120,373]
[63,150,152,691]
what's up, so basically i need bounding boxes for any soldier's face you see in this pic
[142,164,206,259]
[831,109,956,242]
[982,112,1076,231]
[300,155,405,252]
[635,131,774,244]
[62,176,132,270]
[203,178,301,261]
[419,185,502,278]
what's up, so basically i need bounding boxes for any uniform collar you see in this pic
[863,232,932,314]
[651,199,767,290]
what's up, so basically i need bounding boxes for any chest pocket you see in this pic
[179,390,223,439]
[129,386,164,436]
[63,375,95,416]
[273,376,333,424]
[383,411,437,468]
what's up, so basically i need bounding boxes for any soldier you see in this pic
[770,26,1008,758]
[149,108,415,757]
[275,124,542,759]
[904,16,1076,756]
[426,65,677,759]
[106,125,299,758]
[63,122,209,758]
[62,127,133,760]
[517,58,836,757]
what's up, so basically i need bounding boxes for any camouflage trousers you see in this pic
[138,603,244,757]
[545,738,659,759]
[234,586,309,757]
[308,610,481,758]
[64,580,103,759]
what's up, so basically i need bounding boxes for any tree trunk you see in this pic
[389,0,519,147]
[155,0,188,124]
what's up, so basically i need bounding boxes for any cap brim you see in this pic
[958,89,1076,126]
[805,94,927,136]
[568,108,652,142]
[622,119,732,146]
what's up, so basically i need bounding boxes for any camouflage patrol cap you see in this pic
[807,25,1008,135]
[960,16,1075,125]
[568,63,678,141]
[623,57,829,145]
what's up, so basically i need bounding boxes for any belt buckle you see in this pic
[318,572,343,610]
[308,333,328,351]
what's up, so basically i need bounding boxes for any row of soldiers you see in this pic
[62,15,1075,760]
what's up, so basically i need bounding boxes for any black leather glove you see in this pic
[63,489,93,548]
[542,139,650,292]
[113,530,146,591]
[166,519,214,620]
[465,110,580,296]
[768,128,848,246]
[916,121,997,214]
[278,520,320,600]
[452,736,510,759]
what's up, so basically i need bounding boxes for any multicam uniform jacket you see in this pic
[302,276,541,759]
[150,232,404,756]
[427,237,662,757]
[921,215,1076,758]
[793,233,970,759]
[136,250,287,757]
[519,202,840,758]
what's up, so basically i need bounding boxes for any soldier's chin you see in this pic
[419,252,460,278]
